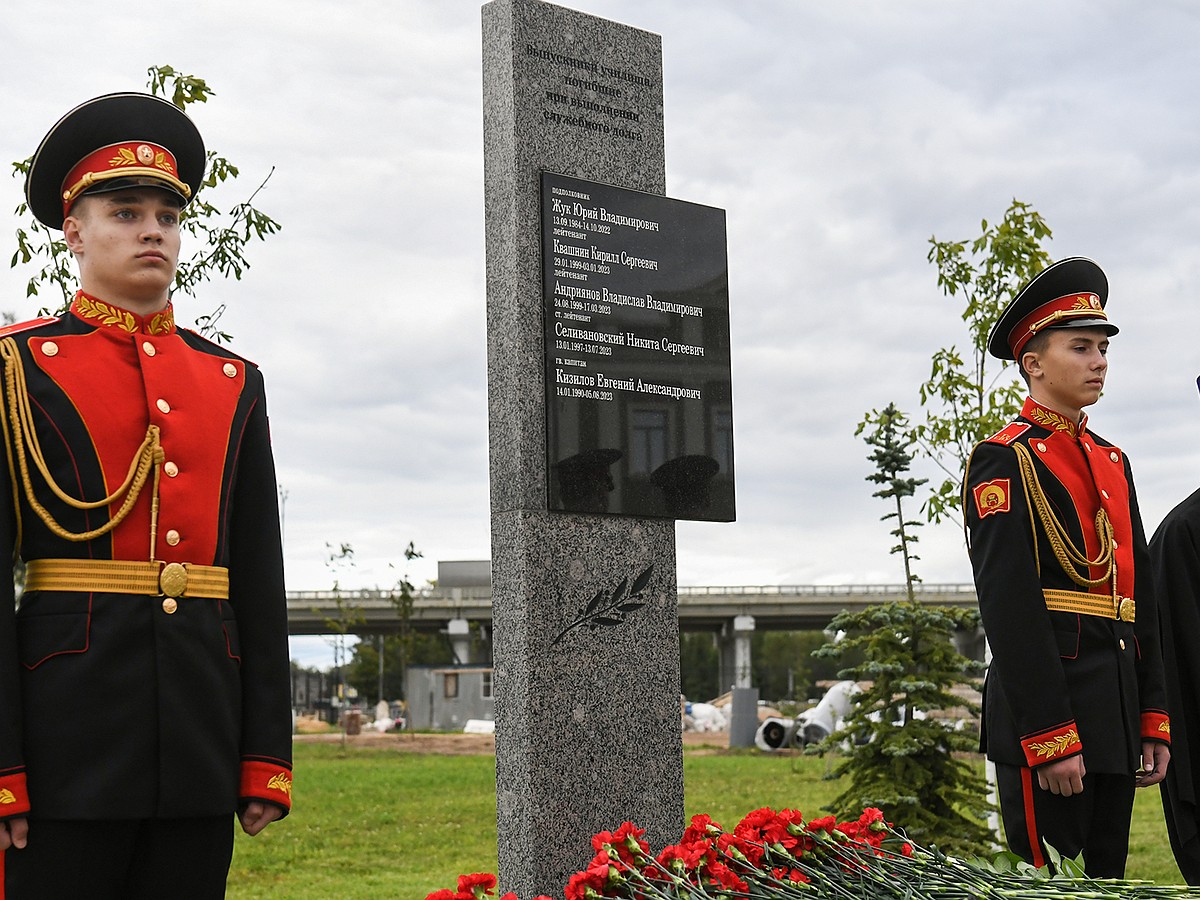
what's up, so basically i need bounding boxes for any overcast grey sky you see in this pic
[4,1,1200,667]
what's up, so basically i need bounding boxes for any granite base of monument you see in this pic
[492,512,680,893]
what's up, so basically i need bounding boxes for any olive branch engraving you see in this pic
[551,564,654,646]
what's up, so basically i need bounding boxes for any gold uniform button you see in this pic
[156,398,171,414]
[223,363,238,378]
[164,461,179,477]
[1110,451,1120,463]
[1083,442,1092,452]
[162,597,178,614]
[41,341,59,357]
[1119,639,1126,651]
[1036,442,1047,453]
[142,341,156,357]
[1101,489,1110,500]
[165,529,181,546]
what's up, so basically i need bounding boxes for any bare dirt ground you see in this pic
[293,729,735,755]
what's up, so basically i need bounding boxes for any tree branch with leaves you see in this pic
[915,200,1052,525]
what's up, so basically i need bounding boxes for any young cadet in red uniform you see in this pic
[964,257,1170,877]
[0,93,292,898]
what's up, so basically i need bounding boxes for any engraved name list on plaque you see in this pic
[542,171,734,522]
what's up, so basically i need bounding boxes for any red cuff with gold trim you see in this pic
[1021,721,1083,768]
[1142,710,1171,745]
[240,758,293,814]
[0,769,31,818]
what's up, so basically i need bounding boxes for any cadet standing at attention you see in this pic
[963,257,1170,877]
[0,92,293,898]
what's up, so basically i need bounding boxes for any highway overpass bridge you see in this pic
[286,583,979,635]
[288,583,984,686]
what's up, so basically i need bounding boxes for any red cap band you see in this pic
[1008,292,1106,360]
[61,141,189,217]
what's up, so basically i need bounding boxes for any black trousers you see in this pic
[995,762,1135,879]
[2,815,234,899]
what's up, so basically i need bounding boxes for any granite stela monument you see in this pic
[544,173,734,521]
[484,2,730,896]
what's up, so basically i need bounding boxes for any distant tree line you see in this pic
[299,627,837,710]
[679,630,864,705]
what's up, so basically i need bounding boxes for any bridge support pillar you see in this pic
[718,615,755,691]
[448,617,471,664]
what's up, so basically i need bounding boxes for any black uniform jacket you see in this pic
[964,397,1169,774]
[0,293,292,821]
[1149,487,1200,883]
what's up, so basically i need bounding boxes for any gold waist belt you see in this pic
[1044,588,1134,623]
[24,559,229,600]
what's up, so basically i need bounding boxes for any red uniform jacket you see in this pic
[0,293,292,822]
[964,397,1169,773]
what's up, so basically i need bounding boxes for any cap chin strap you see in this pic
[62,167,191,207]
[1027,307,1109,336]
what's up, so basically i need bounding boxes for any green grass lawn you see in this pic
[225,740,1185,898]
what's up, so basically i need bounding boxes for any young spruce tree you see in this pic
[813,402,993,857]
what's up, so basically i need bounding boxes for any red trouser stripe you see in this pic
[1021,767,1045,869]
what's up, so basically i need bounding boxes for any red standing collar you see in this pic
[71,290,175,336]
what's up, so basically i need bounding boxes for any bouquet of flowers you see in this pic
[425,806,1196,899]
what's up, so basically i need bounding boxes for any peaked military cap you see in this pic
[26,92,206,230]
[988,257,1116,361]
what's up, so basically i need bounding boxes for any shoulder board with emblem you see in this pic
[986,422,1030,446]
[0,316,58,338]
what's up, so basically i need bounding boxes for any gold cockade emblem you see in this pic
[108,146,177,174]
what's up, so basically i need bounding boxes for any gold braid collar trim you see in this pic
[74,293,135,331]
[1027,406,1078,438]
[72,292,175,335]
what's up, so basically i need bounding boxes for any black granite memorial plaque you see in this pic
[542,171,734,521]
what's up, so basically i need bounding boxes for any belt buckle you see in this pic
[159,562,189,598]
[1118,597,1136,622]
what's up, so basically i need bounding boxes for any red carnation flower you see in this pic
[457,872,498,897]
